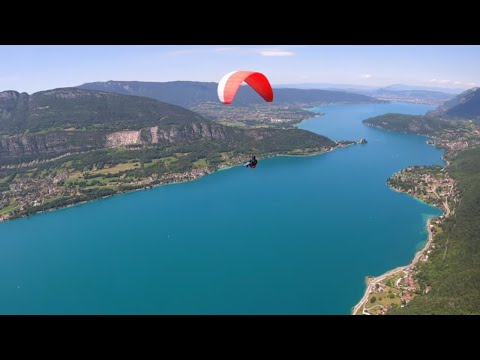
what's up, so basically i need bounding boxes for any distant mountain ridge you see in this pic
[273,83,465,95]
[374,89,453,101]
[363,113,457,135]
[362,87,480,137]
[273,83,380,91]
[382,84,464,94]
[427,87,480,120]
[77,80,382,108]
[273,83,459,104]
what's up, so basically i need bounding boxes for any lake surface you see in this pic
[0,102,443,314]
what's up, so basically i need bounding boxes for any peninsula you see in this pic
[0,87,355,222]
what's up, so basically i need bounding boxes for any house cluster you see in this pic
[396,268,419,306]
[159,168,211,184]
[0,164,218,221]
[0,198,8,210]
[365,267,420,314]
[371,282,386,294]
[192,103,311,127]
[400,292,414,305]
[437,138,471,154]
[1,171,75,215]
[434,123,480,156]
[389,167,457,214]
[375,95,445,105]
[127,167,213,189]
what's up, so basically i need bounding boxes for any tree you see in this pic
[370,296,376,303]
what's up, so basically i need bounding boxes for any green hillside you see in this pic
[392,147,480,314]
[363,113,456,135]
[0,88,204,135]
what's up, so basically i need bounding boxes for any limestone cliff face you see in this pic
[0,131,107,165]
[0,120,335,167]
[105,123,248,148]
[0,87,207,165]
[0,123,240,164]
[106,131,142,147]
[0,122,245,165]
[150,126,159,144]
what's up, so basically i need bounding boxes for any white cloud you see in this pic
[257,49,295,57]
[360,74,373,79]
[167,49,201,56]
[429,78,476,87]
[168,47,239,56]
[429,78,451,84]
[214,47,240,53]
[167,46,296,58]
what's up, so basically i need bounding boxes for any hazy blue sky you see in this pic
[1,45,479,93]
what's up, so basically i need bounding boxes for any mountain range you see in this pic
[363,87,480,134]
[3,83,477,167]
[427,87,480,120]
[77,80,381,108]
[274,83,466,95]
[0,88,335,165]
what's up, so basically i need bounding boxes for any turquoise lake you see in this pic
[0,102,443,314]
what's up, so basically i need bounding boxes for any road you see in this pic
[352,218,434,315]
[352,265,406,315]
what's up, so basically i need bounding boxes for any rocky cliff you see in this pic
[0,130,107,164]
[0,88,336,166]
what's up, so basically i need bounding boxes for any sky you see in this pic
[0,45,479,94]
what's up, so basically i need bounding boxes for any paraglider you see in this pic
[217,71,271,169]
[243,155,258,169]
[217,71,274,105]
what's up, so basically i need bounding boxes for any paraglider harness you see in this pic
[244,156,258,169]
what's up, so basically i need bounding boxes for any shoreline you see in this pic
[0,143,349,224]
[389,184,443,209]
[353,119,455,315]
[265,142,355,159]
[352,194,439,315]
[0,172,215,223]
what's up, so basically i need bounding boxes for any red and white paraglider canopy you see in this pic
[217,70,274,104]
